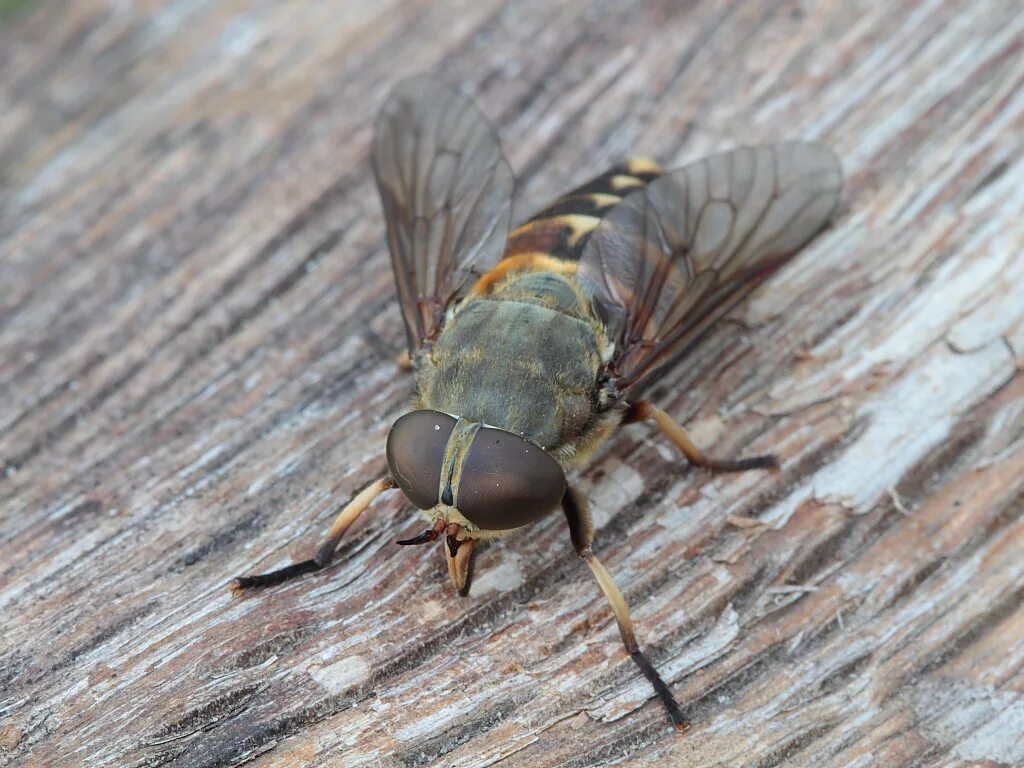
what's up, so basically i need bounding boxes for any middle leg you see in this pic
[626,400,778,473]
[562,487,688,731]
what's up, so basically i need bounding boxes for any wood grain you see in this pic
[2,1,1023,766]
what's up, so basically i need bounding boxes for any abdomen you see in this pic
[504,157,661,261]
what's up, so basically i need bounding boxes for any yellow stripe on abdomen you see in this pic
[502,158,664,264]
[469,251,578,296]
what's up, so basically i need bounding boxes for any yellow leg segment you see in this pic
[562,489,688,731]
[231,476,395,593]
[630,401,778,473]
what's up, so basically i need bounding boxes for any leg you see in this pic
[562,488,688,732]
[626,400,778,473]
[230,476,395,593]
[445,535,477,597]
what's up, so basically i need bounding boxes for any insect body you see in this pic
[232,75,843,731]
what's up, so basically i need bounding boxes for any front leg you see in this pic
[230,476,395,593]
[445,534,477,597]
[626,400,778,473]
[562,488,688,732]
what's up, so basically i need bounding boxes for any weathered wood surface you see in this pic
[2,1,1023,766]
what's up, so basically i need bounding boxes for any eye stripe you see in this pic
[436,417,482,508]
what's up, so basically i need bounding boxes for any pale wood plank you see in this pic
[1,1,1022,766]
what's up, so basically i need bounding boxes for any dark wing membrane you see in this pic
[372,76,515,351]
[578,142,842,402]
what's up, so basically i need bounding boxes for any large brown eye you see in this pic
[457,427,566,530]
[386,410,455,509]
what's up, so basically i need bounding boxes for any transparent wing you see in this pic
[372,76,515,351]
[578,142,842,402]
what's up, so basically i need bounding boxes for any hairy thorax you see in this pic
[415,271,615,466]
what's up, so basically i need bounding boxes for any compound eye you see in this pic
[386,410,455,510]
[456,427,566,530]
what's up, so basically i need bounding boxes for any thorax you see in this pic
[415,271,607,455]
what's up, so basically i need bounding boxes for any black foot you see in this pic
[630,650,690,733]
[230,559,323,594]
[702,452,779,474]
